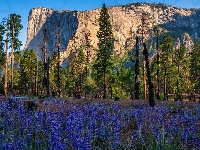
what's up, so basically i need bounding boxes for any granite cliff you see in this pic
[25,3,200,66]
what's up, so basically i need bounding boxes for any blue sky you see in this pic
[0,0,200,49]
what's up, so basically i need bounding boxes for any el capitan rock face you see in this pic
[25,3,200,66]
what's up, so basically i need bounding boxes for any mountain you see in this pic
[24,3,200,66]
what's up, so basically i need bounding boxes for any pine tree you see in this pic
[68,46,86,98]
[13,51,22,94]
[85,30,91,77]
[1,17,9,95]
[8,14,23,50]
[20,49,37,94]
[84,31,92,98]
[38,60,46,96]
[159,34,174,100]
[93,3,114,99]
[0,24,5,70]
[49,51,58,94]
[173,44,189,100]
[0,24,5,94]
[49,51,66,97]
[108,54,129,100]
[76,47,86,97]
[190,39,200,93]
[8,14,23,93]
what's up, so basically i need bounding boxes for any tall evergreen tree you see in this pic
[93,3,114,99]
[76,47,86,97]
[8,14,23,92]
[85,31,91,77]
[190,39,200,93]
[84,31,92,97]
[49,51,58,94]
[49,51,67,97]
[13,51,22,94]
[108,54,128,100]
[1,16,9,95]
[0,24,5,94]
[68,46,86,98]
[173,44,189,100]
[0,24,5,70]
[159,34,174,100]
[8,14,23,50]
[37,60,46,96]
[20,49,37,94]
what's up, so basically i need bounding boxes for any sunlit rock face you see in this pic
[25,3,200,66]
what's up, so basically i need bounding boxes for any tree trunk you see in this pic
[134,36,140,100]
[46,57,50,97]
[143,59,147,100]
[57,45,61,97]
[103,67,107,99]
[156,29,160,100]
[4,24,8,96]
[35,52,38,96]
[80,74,82,97]
[26,76,28,95]
[164,68,167,100]
[85,66,88,98]
[11,24,14,94]
[78,74,82,98]
[35,45,38,96]
[143,43,155,107]
[110,83,113,98]
[141,20,147,100]
[176,64,180,101]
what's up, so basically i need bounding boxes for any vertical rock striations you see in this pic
[25,3,200,66]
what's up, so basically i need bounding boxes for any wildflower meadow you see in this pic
[0,97,200,149]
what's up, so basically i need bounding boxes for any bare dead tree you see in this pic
[143,43,155,107]
[43,25,50,97]
[137,12,156,100]
[137,13,149,100]
[84,30,91,98]
[134,36,140,100]
[35,43,39,96]
[55,22,61,97]
[156,27,160,100]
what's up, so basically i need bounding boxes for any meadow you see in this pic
[0,97,200,149]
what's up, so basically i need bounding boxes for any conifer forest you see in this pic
[0,3,200,149]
